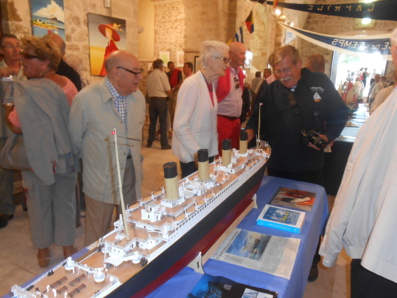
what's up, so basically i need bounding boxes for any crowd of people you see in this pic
[1,28,397,297]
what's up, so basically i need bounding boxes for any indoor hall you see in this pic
[0,0,396,297]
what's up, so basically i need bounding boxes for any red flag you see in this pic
[273,0,279,8]
[245,11,254,34]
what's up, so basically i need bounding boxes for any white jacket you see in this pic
[172,71,218,163]
[320,87,397,283]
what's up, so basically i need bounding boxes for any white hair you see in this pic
[200,40,229,68]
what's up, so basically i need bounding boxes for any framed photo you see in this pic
[176,51,184,67]
[31,0,65,39]
[159,51,170,65]
[87,13,126,76]
[194,56,201,73]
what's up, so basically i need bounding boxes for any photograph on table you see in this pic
[269,186,316,211]
[211,228,300,279]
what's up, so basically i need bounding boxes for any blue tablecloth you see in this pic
[148,175,329,298]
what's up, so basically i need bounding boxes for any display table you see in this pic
[148,175,329,298]
[324,103,368,195]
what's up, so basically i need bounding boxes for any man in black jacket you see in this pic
[246,45,348,281]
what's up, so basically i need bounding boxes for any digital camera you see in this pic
[301,130,328,150]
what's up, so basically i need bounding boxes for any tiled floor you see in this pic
[0,126,351,297]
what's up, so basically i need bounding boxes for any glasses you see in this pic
[2,44,22,50]
[117,66,144,77]
[213,56,231,64]
[234,76,240,89]
[22,53,40,60]
[274,67,293,75]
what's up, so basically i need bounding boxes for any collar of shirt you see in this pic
[106,77,127,101]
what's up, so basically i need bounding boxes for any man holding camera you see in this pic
[246,45,348,281]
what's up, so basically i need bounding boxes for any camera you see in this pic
[301,130,328,150]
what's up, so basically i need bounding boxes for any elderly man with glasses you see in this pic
[69,50,145,245]
[246,45,348,282]
[216,41,246,154]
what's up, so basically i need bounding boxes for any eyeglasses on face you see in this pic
[117,66,144,77]
[213,56,231,64]
[274,67,293,76]
[2,44,22,50]
[22,53,40,60]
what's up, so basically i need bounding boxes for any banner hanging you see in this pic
[279,22,392,59]
[235,27,244,43]
[267,1,397,21]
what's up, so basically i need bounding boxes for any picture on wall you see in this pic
[176,51,184,67]
[31,0,65,39]
[159,51,170,66]
[87,13,127,76]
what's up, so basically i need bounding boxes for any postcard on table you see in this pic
[269,187,316,211]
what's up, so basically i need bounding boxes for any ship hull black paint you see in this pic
[109,163,267,297]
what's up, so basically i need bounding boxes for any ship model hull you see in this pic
[11,145,270,298]
[111,160,267,297]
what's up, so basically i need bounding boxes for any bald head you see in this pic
[105,51,137,72]
[106,50,142,96]
[44,33,66,56]
[305,54,325,73]
[229,42,246,69]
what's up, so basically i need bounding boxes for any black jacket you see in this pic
[246,68,348,171]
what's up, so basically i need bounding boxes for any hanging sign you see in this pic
[279,22,392,59]
[267,1,397,21]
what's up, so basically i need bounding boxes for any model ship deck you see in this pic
[11,146,270,298]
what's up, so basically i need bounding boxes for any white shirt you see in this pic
[146,69,170,98]
[217,67,243,117]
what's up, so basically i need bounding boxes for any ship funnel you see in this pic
[222,139,231,166]
[163,162,179,201]
[197,149,209,181]
[240,130,248,154]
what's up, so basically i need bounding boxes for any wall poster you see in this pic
[87,13,126,76]
[159,51,170,66]
[31,0,65,39]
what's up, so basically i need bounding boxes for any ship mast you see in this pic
[256,103,263,148]
[112,129,130,240]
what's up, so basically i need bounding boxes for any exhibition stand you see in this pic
[148,175,329,298]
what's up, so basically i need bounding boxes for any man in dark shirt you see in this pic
[246,45,348,282]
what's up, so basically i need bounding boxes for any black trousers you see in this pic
[148,97,169,146]
[351,259,397,298]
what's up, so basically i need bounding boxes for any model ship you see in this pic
[11,131,270,298]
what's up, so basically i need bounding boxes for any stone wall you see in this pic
[1,0,396,89]
[1,0,139,85]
